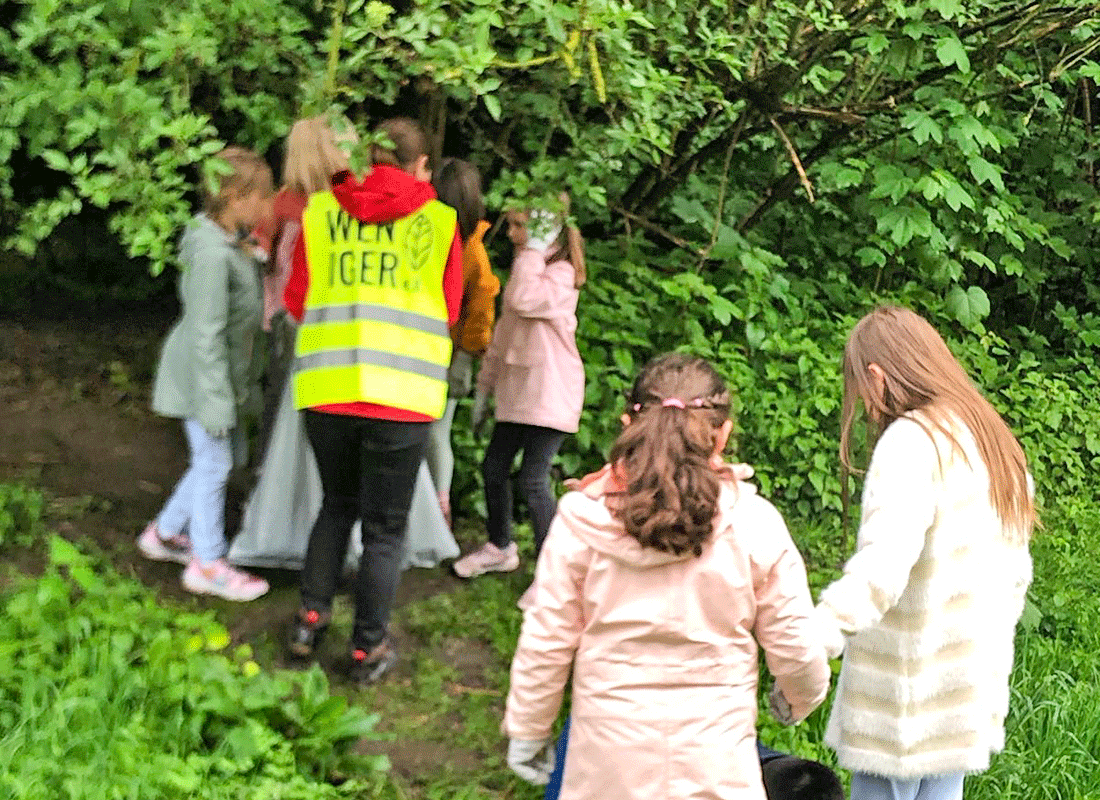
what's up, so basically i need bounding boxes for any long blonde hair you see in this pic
[282,114,355,196]
[840,306,1035,542]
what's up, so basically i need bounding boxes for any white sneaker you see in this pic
[137,522,192,565]
[182,559,269,601]
[451,541,519,579]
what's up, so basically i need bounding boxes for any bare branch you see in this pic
[611,205,704,257]
[779,104,867,125]
[769,115,815,203]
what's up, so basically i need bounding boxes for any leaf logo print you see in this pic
[405,213,434,272]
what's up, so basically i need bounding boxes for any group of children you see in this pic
[135,113,1034,800]
[138,113,587,675]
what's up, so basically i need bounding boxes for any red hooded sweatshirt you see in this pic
[283,165,464,422]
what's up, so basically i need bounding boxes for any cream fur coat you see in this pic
[815,413,1032,779]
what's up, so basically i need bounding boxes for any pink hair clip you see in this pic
[661,398,686,409]
[632,403,643,412]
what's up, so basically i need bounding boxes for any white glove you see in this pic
[525,209,562,253]
[813,604,847,659]
[769,683,796,726]
[507,737,555,785]
[471,390,490,436]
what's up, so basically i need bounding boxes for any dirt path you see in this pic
[0,315,504,792]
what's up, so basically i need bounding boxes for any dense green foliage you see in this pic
[4,1,1100,794]
[5,0,1100,512]
[0,490,387,799]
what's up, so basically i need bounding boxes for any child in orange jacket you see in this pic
[424,158,499,526]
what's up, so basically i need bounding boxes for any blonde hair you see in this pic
[282,114,355,195]
[840,306,1035,542]
[202,146,273,220]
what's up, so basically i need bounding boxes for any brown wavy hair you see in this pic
[840,306,1035,542]
[608,353,732,556]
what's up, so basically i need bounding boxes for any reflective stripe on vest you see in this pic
[294,191,456,417]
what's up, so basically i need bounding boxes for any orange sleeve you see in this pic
[458,221,501,354]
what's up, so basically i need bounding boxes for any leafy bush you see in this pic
[0,536,388,799]
[0,483,45,548]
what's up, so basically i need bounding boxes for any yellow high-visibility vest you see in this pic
[294,190,455,418]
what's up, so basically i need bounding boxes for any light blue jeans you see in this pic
[157,419,233,564]
[850,771,964,800]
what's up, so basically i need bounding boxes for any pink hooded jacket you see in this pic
[504,466,830,800]
[476,246,584,434]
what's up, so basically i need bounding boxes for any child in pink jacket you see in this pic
[503,353,831,800]
[452,197,586,578]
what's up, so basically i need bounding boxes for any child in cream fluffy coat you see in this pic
[504,353,830,800]
[814,306,1034,800]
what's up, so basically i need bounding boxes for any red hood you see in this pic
[331,165,436,224]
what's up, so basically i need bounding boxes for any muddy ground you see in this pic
[0,312,503,787]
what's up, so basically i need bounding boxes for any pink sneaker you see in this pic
[182,559,269,601]
[451,541,519,579]
[137,522,192,565]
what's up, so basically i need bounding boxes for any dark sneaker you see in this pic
[348,640,398,685]
[287,608,331,659]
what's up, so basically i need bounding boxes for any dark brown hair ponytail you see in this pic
[608,353,732,556]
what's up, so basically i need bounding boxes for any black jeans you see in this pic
[301,410,429,649]
[482,421,567,553]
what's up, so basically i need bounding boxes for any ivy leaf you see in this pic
[935,36,970,73]
[946,285,990,327]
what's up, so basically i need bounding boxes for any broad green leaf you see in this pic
[967,156,1005,192]
[934,36,970,73]
[946,284,990,326]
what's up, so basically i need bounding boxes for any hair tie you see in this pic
[661,398,686,409]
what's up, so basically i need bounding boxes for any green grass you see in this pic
[3,485,1100,799]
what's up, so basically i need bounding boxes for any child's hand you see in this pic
[813,604,846,659]
[507,737,555,785]
[525,210,562,253]
[769,683,796,726]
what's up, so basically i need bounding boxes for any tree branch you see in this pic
[611,204,704,257]
[769,115,815,203]
[736,129,845,231]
